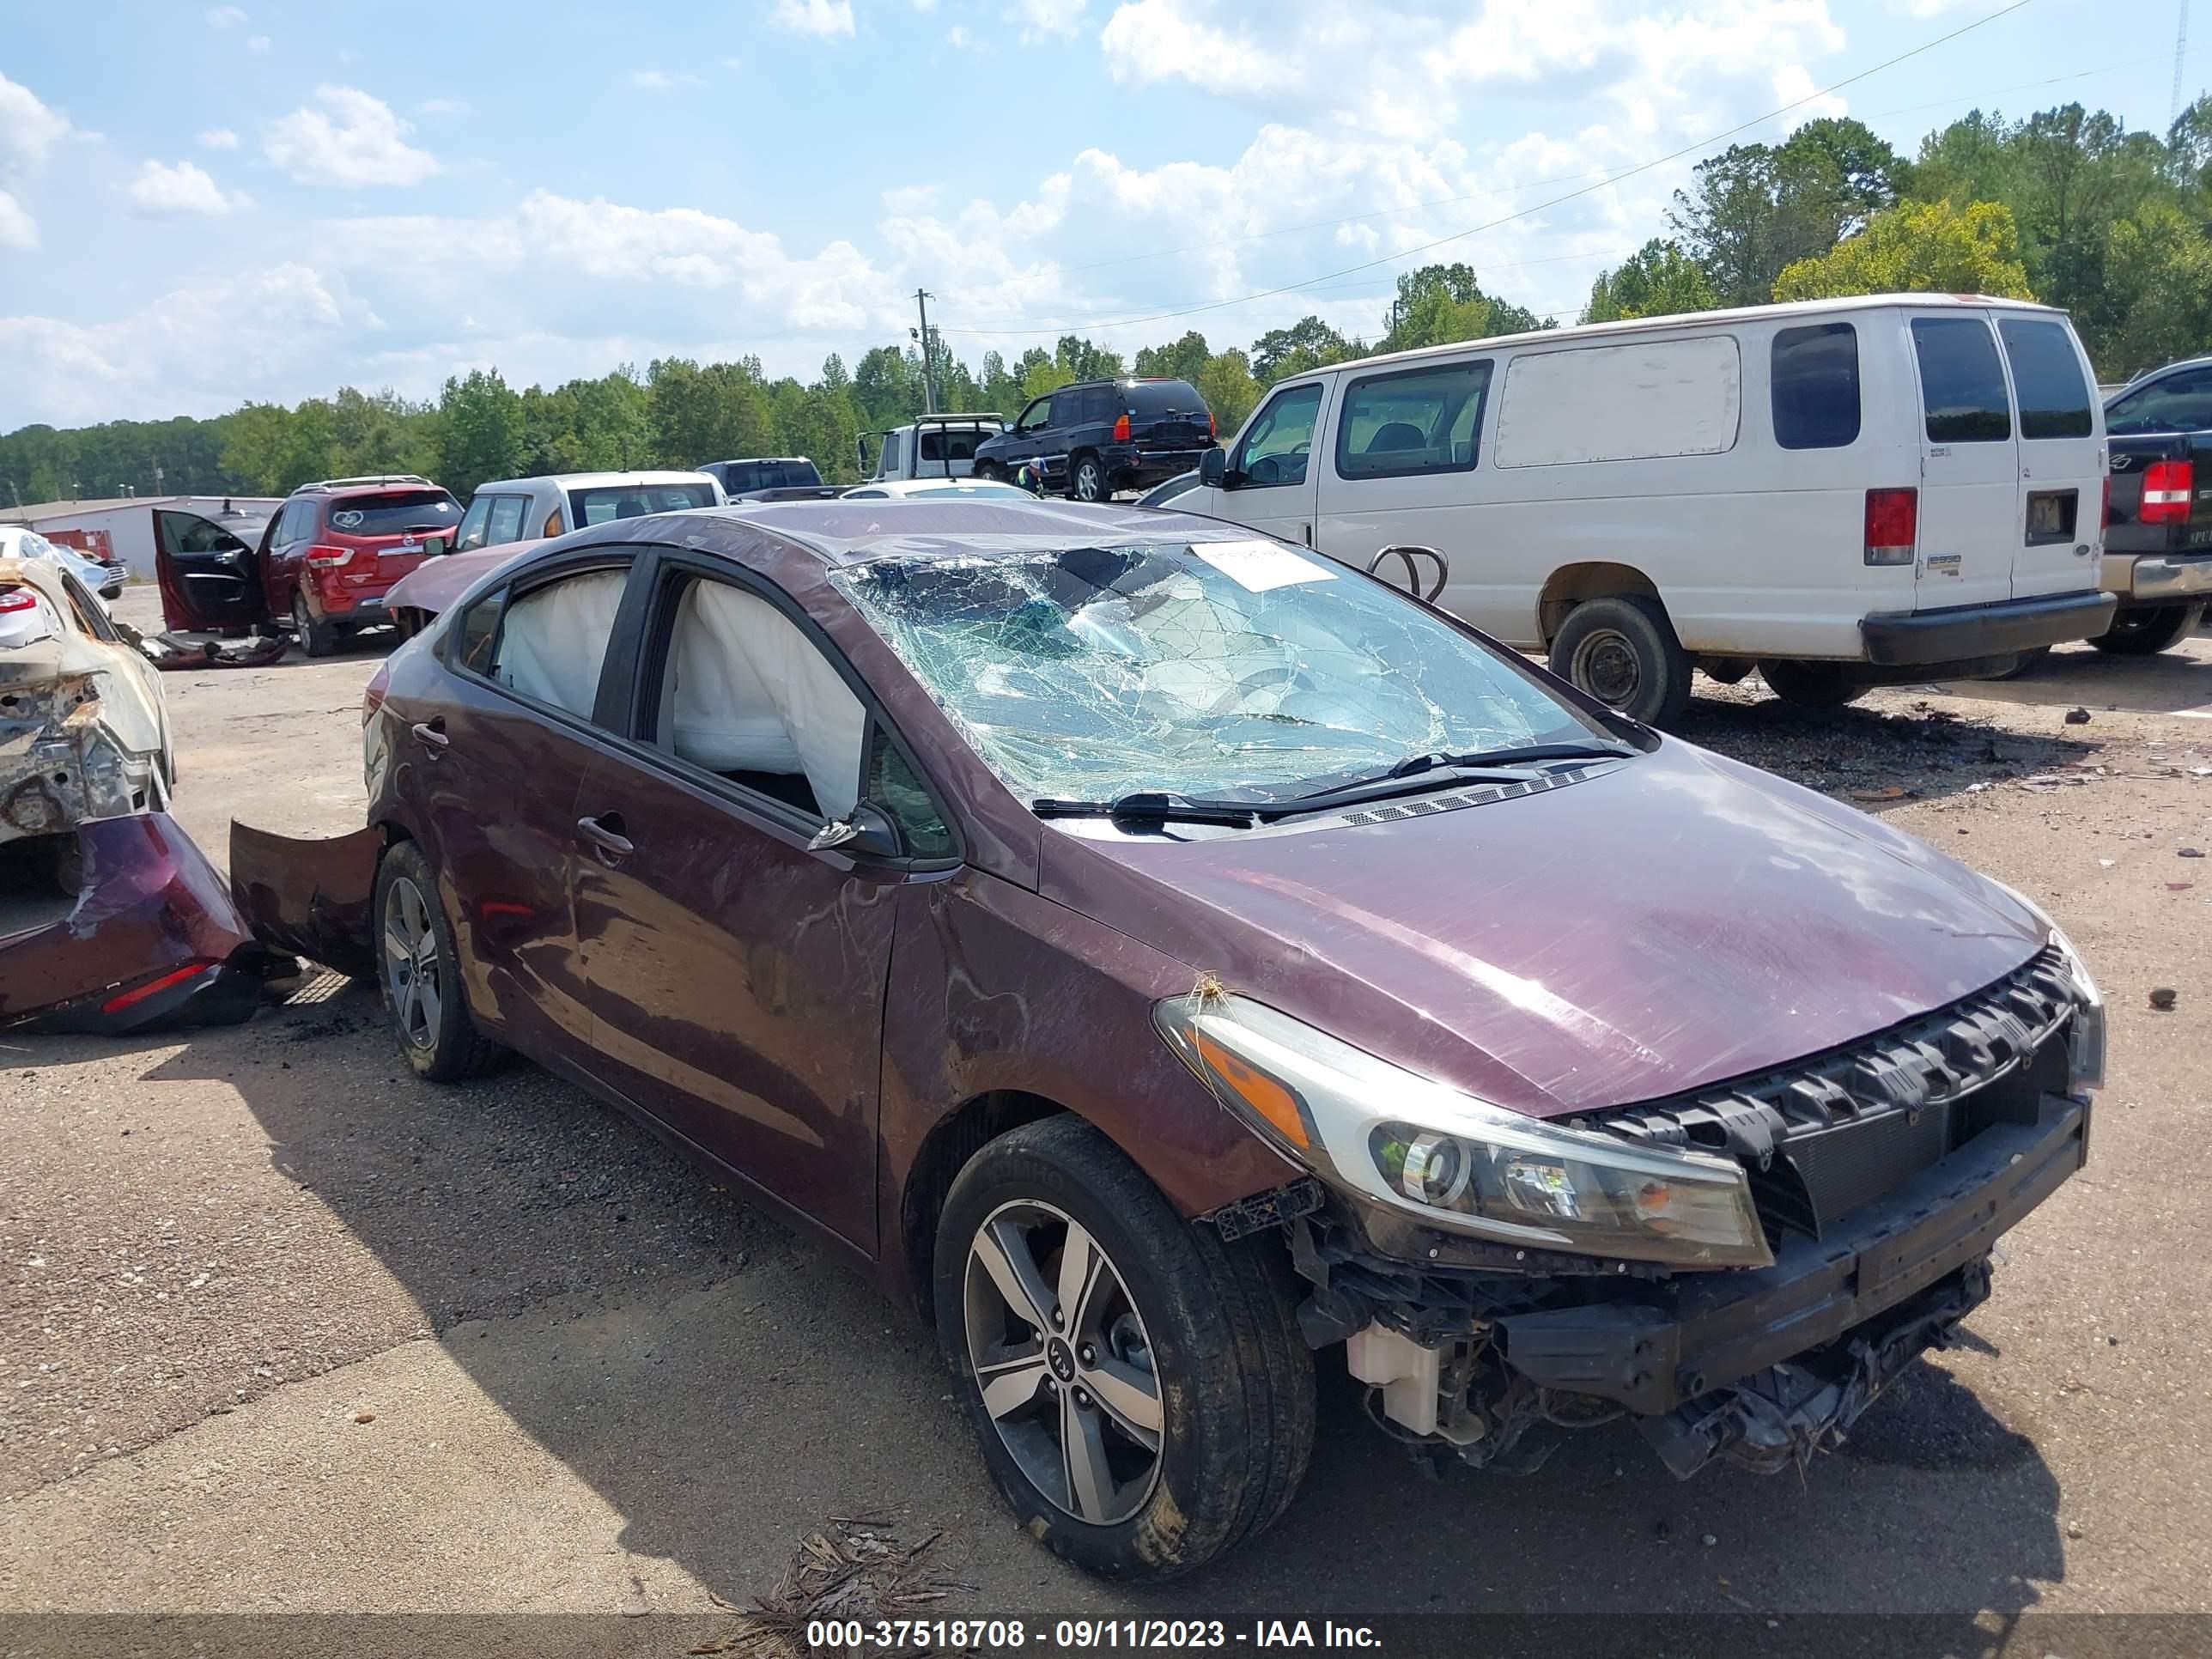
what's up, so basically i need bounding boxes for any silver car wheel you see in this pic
[1073,459,1103,501]
[963,1199,1163,1527]
[381,874,443,1051]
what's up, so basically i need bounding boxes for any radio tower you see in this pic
[2178,0,2192,126]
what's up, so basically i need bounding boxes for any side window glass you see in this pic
[454,497,492,551]
[2105,371,2212,435]
[1334,361,1491,479]
[453,587,503,674]
[1085,386,1119,425]
[1771,323,1861,450]
[1998,319,2094,440]
[1911,317,2012,443]
[1048,388,1081,428]
[486,495,528,544]
[58,574,109,639]
[868,725,953,857]
[485,568,629,721]
[657,574,867,822]
[1233,383,1323,489]
[882,430,904,473]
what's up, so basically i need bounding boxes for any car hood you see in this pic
[1040,740,2049,1119]
[380,542,539,618]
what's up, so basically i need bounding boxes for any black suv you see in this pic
[696,457,837,501]
[973,378,1215,501]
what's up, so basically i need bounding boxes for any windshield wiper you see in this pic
[1376,739,1638,780]
[1033,792,1261,829]
[1279,740,1638,817]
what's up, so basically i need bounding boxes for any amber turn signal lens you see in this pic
[1192,1027,1310,1149]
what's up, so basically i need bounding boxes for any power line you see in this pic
[934,0,2038,339]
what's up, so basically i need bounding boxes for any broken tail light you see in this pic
[2140,459,2194,525]
[0,587,38,612]
[1864,487,1917,566]
[102,958,216,1015]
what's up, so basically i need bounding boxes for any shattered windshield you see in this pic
[833,538,1613,805]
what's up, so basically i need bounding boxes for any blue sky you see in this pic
[0,0,2197,428]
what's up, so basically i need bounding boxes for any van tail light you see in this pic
[1864,487,1918,566]
[305,544,353,568]
[1113,413,1132,442]
[2140,458,2194,524]
[0,587,38,612]
[1208,410,1217,439]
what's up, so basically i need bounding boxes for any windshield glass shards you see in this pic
[833,539,1619,807]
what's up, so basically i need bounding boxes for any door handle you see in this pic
[575,814,634,863]
[410,720,448,755]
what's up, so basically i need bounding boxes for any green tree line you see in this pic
[11,95,2212,505]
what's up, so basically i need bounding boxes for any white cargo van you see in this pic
[1188,294,2115,723]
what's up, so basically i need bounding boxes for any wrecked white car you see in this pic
[1,556,174,843]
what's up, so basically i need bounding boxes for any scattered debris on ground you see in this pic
[689,1513,967,1657]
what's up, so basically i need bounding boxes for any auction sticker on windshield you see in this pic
[1192,538,1337,593]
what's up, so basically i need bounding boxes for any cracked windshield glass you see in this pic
[835,538,1613,806]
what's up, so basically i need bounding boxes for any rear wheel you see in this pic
[934,1116,1314,1581]
[1982,646,2049,680]
[2089,602,2204,656]
[1759,659,1869,708]
[293,592,335,659]
[1548,595,1693,726]
[374,842,503,1082]
[1069,453,1106,502]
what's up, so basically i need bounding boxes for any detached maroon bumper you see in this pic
[0,813,267,1035]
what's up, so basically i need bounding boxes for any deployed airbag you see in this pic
[495,569,627,718]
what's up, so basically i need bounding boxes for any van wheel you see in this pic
[293,592,335,659]
[1759,659,1869,708]
[1069,454,1106,502]
[975,462,1003,483]
[1982,646,2049,681]
[374,842,503,1082]
[2090,602,2204,656]
[1550,596,1692,726]
[933,1116,1314,1581]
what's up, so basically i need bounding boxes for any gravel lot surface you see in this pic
[3,590,2209,1633]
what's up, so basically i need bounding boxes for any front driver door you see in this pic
[154,507,269,631]
[570,554,902,1251]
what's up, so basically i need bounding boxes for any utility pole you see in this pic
[2178,0,2192,126]
[914,288,938,415]
[152,459,165,497]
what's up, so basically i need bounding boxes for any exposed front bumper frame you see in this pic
[1494,1092,2089,1418]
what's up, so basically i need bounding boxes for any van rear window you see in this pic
[1771,324,1860,450]
[1997,319,2093,440]
[1911,318,2012,443]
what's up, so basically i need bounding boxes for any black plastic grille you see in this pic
[1590,947,2078,1241]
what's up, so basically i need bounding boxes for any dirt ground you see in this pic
[3,588,2210,1634]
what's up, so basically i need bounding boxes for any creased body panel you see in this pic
[228,822,382,978]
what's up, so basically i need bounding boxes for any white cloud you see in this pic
[1010,0,1086,42]
[124,158,245,216]
[0,72,71,170]
[628,70,704,89]
[204,4,246,27]
[198,126,240,149]
[945,26,972,49]
[247,34,270,52]
[0,264,361,424]
[264,87,438,187]
[771,0,855,39]
[0,189,35,250]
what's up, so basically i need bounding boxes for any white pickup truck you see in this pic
[860,414,1006,483]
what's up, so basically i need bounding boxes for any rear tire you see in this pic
[1982,646,2049,681]
[1549,595,1693,726]
[2089,602,2204,656]
[1759,659,1869,708]
[933,1115,1314,1582]
[1069,453,1106,503]
[293,592,335,659]
[373,842,503,1082]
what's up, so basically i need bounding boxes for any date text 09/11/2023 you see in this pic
[802,1618,1382,1650]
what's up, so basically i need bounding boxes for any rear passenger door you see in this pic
[1996,316,2104,599]
[1907,312,2017,611]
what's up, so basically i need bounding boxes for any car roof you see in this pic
[688,497,1271,567]
[843,479,1028,498]
[474,471,718,492]
[292,477,447,499]
[1316,291,2069,379]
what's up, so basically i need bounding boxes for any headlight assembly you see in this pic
[1155,993,1771,1268]
[1994,883,2106,1091]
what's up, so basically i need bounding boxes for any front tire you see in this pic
[933,1116,1314,1581]
[1068,454,1106,503]
[374,842,503,1081]
[2089,602,2204,656]
[1759,659,1869,708]
[1548,594,1693,726]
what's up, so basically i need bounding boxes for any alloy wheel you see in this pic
[382,874,443,1050]
[1570,626,1643,707]
[1073,461,1103,501]
[963,1200,1163,1527]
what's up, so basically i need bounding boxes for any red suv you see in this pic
[152,477,465,656]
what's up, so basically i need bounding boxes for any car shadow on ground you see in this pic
[1917,633,2212,717]
[12,978,2069,1620]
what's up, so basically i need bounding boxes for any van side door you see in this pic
[1996,315,2103,599]
[1314,356,1494,624]
[1194,379,1331,548]
[1906,312,2018,612]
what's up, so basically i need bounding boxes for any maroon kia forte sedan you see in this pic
[234,498,2103,1580]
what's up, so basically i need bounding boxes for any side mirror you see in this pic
[806,800,901,860]
[424,536,449,557]
[1199,448,1228,489]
